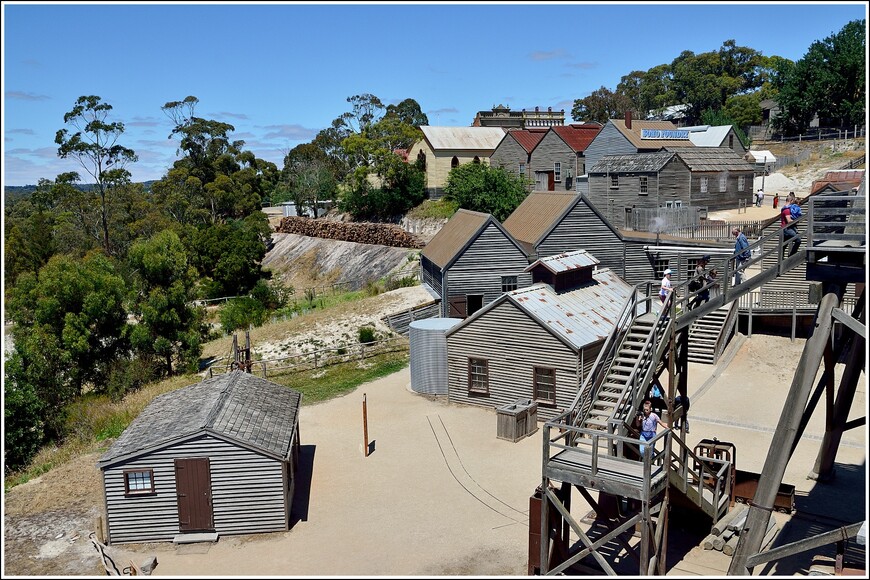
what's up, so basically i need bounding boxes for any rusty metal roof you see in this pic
[506,268,632,350]
[509,128,549,153]
[525,249,599,274]
[502,191,579,253]
[421,126,507,151]
[671,148,756,172]
[421,209,492,269]
[611,119,696,150]
[589,151,675,173]
[551,123,602,153]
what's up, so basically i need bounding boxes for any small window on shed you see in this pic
[554,162,562,182]
[501,276,518,293]
[700,177,708,193]
[610,175,619,189]
[124,469,155,495]
[639,176,648,195]
[468,358,489,395]
[719,175,727,192]
[654,259,670,278]
[738,176,746,191]
[534,367,556,405]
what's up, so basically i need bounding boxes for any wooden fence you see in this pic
[382,301,441,335]
[206,336,409,379]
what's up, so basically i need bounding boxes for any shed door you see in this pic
[175,458,214,532]
[448,296,467,318]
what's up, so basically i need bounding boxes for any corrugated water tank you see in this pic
[409,318,462,395]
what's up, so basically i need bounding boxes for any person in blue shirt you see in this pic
[780,192,802,257]
[732,226,751,284]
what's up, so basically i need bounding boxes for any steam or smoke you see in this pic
[650,216,667,233]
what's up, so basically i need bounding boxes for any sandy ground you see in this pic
[7,329,861,577]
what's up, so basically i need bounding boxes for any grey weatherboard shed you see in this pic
[97,371,302,544]
[421,209,532,318]
[445,251,633,421]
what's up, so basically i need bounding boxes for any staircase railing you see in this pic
[568,283,650,427]
[666,433,733,523]
[712,301,739,363]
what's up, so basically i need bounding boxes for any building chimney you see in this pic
[625,111,632,129]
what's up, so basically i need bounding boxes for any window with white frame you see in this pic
[468,358,489,394]
[738,176,746,191]
[610,174,619,189]
[554,162,562,182]
[719,175,727,192]
[124,469,155,495]
[639,176,648,195]
[700,177,708,193]
[519,163,525,178]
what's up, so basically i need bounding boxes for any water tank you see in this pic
[409,318,462,395]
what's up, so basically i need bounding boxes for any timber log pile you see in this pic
[275,217,425,249]
[702,504,779,556]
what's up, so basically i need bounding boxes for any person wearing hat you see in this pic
[659,268,672,304]
[689,255,715,309]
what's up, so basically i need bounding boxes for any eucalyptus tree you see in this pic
[55,95,138,255]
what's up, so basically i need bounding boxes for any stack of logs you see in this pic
[275,217,425,249]
[702,504,779,556]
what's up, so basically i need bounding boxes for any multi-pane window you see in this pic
[534,367,556,405]
[519,163,525,178]
[719,175,727,192]
[610,175,619,189]
[554,162,562,182]
[124,469,155,495]
[501,276,518,293]
[700,177,709,193]
[468,358,489,394]
[639,176,648,194]
[654,259,670,278]
[738,176,746,191]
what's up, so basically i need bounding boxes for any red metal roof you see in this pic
[551,123,602,153]
[510,128,548,153]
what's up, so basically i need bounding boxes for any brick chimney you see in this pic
[625,110,632,129]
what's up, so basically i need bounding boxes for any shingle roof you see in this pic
[509,128,549,153]
[456,267,632,350]
[502,192,579,254]
[98,371,302,467]
[611,119,695,150]
[588,152,676,173]
[421,209,492,269]
[420,126,506,151]
[551,124,602,153]
[671,148,756,172]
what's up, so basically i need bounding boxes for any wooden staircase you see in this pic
[687,303,735,364]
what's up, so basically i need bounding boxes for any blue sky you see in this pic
[2,1,866,186]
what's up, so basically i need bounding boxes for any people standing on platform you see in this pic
[756,188,765,207]
[780,192,802,257]
[732,227,751,284]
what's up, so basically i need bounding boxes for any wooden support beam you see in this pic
[728,287,843,575]
[745,522,863,568]
[543,485,617,575]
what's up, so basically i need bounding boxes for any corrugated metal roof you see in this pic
[747,149,777,163]
[612,119,696,150]
[502,192,579,253]
[822,169,864,182]
[421,126,507,151]
[687,125,732,147]
[506,268,633,349]
[525,249,599,274]
[98,371,301,467]
[421,208,491,269]
[672,148,756,172]
[588,152,675,173]
[510,128,548,153]
[551,124,602,153]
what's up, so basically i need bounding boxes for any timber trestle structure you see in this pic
[535,187,866,575]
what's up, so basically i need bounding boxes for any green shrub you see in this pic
[358,326,376,344]
[220,297,267,333]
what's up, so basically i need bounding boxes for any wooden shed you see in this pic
[96,371,302,544]
[445,250,633,421]
[490,128,548,187]
[421,208,532,318]
[527,123,602,191]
